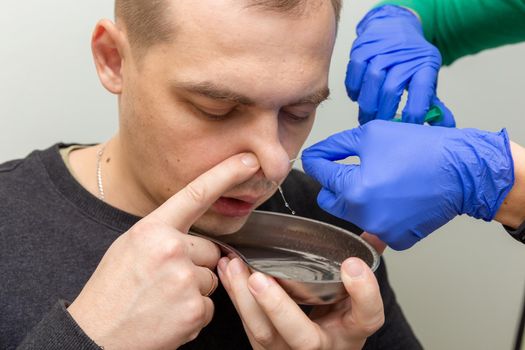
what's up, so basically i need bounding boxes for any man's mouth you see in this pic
[211,195,261,217]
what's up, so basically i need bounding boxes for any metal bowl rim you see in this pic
[244,210,381,282]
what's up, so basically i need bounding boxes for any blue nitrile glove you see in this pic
[346,5,455,127]
[302,120,514,250]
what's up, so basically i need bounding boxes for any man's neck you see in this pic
[68,137,156,217]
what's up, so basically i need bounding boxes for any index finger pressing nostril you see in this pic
[241,153,259,168]
[145,153,260,232]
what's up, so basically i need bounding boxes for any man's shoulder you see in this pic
[0,151,41,186]
[0,158,24,173]
[0,145,61,212]
[0,147,51,185]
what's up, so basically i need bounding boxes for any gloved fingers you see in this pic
[302,128,363,196]
[376,64,411,120]
[358,108,374,126]
[387,231,421,251]
[303,156,360,195]
[357,57,388,124]
[428,97,456,127]
[346,39,387,102]
[402,66,437,124]
[317,188,337,209]
[346,55,368,102]
[302,128,363,161]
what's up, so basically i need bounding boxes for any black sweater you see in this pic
[0,145,422,349]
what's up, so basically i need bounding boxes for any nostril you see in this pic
[257,149,291,183]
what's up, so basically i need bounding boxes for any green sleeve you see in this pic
[376,0,525,65]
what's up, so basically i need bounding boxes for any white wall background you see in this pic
[1,1,524,349]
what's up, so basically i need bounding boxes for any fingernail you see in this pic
[249,272,270,294]
[218,257,229,274]
[229,258,245,276]
[241,153,259,168]
[344,258,364,279]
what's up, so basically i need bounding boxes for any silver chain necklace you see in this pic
[96,145,106,201]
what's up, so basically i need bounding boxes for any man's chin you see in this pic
[191,210,252,236]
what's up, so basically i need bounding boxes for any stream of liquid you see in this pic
[278,186,296,215]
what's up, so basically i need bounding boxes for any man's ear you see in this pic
[91,19,127,94]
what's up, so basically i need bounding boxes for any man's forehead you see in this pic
[117,0,336,59]
[169,0,334,32]
[241,0,316,16]
[147,0,335,107]
[165,0,336,61]
[168,0,322,15]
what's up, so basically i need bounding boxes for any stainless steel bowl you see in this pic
[193,210,380,305]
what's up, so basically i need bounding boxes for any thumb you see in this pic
[341,258,384,339]
[303,157,361,195]
[402,66,438,124]
[302,128,363,193]
[302,127,363,161]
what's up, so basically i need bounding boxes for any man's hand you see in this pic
[346,5,454,127]
[302,120,514,250]
[67,153,260,350]
[219,256,384,350]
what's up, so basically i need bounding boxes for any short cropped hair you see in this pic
[115,0,342,51]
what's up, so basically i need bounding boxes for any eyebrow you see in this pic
[293,87,331,106]
[173,80,330,106]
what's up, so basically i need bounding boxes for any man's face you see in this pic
[118,0,336,234]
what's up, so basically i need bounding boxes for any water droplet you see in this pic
[278,186,296,215]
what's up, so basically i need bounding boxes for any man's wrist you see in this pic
[17,300,103,350]
[495,141,525,228]
[67,299,108,349]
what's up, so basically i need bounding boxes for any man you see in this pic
[302,0,525,250]
[0,1,421,349]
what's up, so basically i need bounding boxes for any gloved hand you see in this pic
[302,120,514,250]
[346,5,455,127]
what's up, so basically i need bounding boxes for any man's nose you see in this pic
[246,115,290,184]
